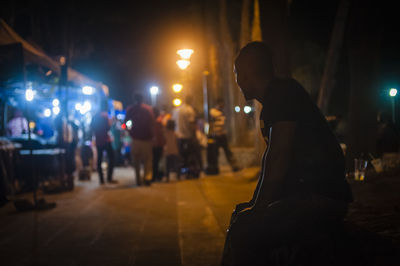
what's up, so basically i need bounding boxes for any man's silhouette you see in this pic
[222,42,353,265]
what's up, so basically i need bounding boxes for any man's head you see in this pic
[234,42,275,101]
[133,93,143,105]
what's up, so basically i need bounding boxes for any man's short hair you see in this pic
[235,42,274,75]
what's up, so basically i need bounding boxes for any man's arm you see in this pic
[252,121,296,210]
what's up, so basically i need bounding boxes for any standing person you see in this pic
[164,119,181,182]
[152,107,166,182]
[91,109,115,185]
[222,42,353,265]
[172,96,200,178]
[125,93,154,186]
[208,98,240,174]
[6,109,28,137]
[110,117,123,166]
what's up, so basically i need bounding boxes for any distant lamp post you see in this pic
[150,86,159,106]
[390,88,397,123]
[176,59,190,70]
[172,83,183,93]
[177,49,194,60]
[244,106,252,114]
[389,88,397,97]
[173,98,182,107]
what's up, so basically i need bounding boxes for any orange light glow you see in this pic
[172,84,183,93]
[173,98,182,107]
[177,49,194,59]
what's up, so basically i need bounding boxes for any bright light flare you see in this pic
[53,106,60,115]
[389,88,398,97]
[44,108,51,117]
[173,98,182,107]
[25,89,35,101]
[126,120,133,130]
[234,106,241,113]
[150,86,159,95]
[244,106,252,114]
[176,59,190,70]
[82,86,94,95]
[172,84,183,93]
[80,101,92,114]
[177,49,194,59]
[52,99,60,106]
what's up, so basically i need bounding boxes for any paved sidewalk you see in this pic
[0,166,259,266]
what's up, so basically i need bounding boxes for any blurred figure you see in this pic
[91,109,115,185]
[111,117,123,166]
[121,130,132,166]
[164,119,181,182]
[6,109,28,137]
[172,96,201,178]
[152,107,166,182]
[376,111,400,157]
[208,98,240,173]
[125,93,154,186]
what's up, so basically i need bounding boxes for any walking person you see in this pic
[222,42,353,265]
[207,98,240,174]
[152,107,166,182]
[172,96,200,178]
[90,108,115,185]
[164,119,181,182]
[125,93,155,186]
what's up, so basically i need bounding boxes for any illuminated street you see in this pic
[0,166,259,266]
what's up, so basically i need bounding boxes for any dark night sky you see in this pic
[1,0,398,108]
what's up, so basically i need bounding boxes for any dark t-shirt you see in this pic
[260,78,353,202]
[125,103,154,141]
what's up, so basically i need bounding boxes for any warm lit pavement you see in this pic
[0,166,259,266]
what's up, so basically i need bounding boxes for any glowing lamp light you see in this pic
[79,101,92,114]
[121,123,126,130]
[173,98,182,107]
[176,59,190,70]
[150,86,159,95]
[177,49,194,60]
[244,106,252,114]
[52,99,60,106]
[126,120,133,130]
[44,108,51,117]
[52,106,60,115]
[25,89,35,101]
[234,106,241,113]
[172,84,183,93]
[29,122,35,129]
[82,86,94,95]
[75,103,82,111]
[389,88,397,97]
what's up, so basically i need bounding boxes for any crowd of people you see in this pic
[91,93,213,186]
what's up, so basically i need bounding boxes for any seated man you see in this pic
[222,42,353,265]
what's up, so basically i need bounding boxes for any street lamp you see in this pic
[177,49,194,60]
[173,98,182,107]
[172,83,183,93]
[390,88,397,123]
[82,85,94,95]
[176,59,190,70]
[150,86,159,106]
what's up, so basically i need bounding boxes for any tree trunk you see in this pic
[317,0,350,114]
[219,0,238,144]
